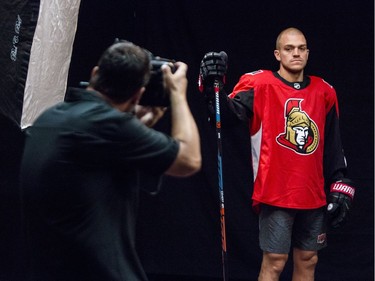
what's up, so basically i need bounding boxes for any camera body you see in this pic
[140,56,176,107]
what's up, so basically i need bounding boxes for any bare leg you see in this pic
[258,252,288,281]
[292,248,318,281]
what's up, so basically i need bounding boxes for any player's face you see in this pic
[274,33,309,73]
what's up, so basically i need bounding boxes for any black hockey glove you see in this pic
[198,51,228,96]
[327,179,355,229]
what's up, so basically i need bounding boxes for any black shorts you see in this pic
[259,204,327,254]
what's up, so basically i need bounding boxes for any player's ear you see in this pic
[274,50,281,61]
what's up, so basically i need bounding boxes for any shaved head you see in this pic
[276,27,306,49]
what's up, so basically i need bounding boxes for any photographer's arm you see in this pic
[162,62,202,177]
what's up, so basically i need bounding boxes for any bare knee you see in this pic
[292,248,318,281]
[259,252,288,280]
[267,252,289,273]
[293,248,318,269]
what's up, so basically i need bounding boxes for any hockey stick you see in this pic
[214,79,229,281]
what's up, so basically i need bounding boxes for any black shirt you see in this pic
[20,88,179,280]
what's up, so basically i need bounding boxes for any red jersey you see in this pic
[228,70,345,209]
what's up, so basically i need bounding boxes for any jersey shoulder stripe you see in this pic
[230,70,275,98]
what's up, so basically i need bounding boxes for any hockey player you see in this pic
[198,27,355,281]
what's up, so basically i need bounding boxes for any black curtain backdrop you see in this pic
[0,0,373,280]
[0,1,39,280]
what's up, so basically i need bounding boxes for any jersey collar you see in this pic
[273,72,311,90]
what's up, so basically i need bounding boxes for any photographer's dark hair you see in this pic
[90,42,151,102]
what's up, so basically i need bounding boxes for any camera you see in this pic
[139,56,176,107]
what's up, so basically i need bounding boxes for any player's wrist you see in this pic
[330,181,355,200]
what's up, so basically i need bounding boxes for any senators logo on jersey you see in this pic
[276,99,319,155]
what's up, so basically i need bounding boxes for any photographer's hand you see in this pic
[162,62,188,101]
[135,105,167,127]
[162,62,202,177]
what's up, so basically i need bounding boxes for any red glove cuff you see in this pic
[198,74,204,93]
[330,182,355,199]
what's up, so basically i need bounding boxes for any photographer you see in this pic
[20,41,201,280]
